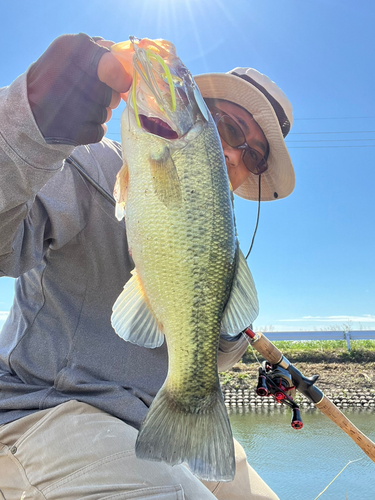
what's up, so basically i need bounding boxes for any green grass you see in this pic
[242,339,375,364]
[272,339,375,351]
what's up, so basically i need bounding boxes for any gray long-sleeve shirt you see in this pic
[0,72,248,428]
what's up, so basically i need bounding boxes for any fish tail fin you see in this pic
[135,384,235,481]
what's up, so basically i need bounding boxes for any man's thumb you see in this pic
[97,52,132,94]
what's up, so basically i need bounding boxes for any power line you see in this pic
[104,134,375,149]
[107,130,375,137]
[106,131,375,147]
[295,116,375,121]
[111,115,375,122]
[290,130,375,135]
[106,116,375,150]
[288,145,375,149]
[286,138,375,143]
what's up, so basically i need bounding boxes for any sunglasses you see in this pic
[211,109,268,175]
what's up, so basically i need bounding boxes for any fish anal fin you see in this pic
[221,247,259,336]
[150,147,182,207]
[114,161,129,221]
[111,268,164,348]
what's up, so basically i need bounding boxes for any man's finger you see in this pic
[97,52,132,94]
[109,90,121,109]
[105,108,113,123]
[94,39,115,49]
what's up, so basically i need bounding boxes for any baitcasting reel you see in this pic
[256,361,303,429]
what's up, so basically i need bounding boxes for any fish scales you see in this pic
[126,121,235,397]
[111,37,259,481]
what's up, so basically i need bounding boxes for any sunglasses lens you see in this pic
[243,151,268,175]
[217,115,245,148]
[215,111,269,176]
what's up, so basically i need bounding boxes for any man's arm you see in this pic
[0,33,131,277]
[217,334,248,372]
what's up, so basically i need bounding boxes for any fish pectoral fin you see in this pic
[150,147,182,207]
[221,248,259,336]
[114,161,129,221]
[111,269,164,348]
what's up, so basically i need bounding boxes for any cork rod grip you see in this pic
[315,395,375,462]
[251,332,283,365]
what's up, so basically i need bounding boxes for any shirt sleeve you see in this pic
[0,72,75,277]
[217,334,248,372]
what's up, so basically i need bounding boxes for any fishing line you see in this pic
[241,331,263,368]
[245,174,261,260]
[313,458,363,500]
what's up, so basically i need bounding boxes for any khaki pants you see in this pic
[0,400,279,500]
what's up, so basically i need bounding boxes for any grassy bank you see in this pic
[220,340,375,392]
[242,339,375,363]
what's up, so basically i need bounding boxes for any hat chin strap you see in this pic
[245,175,261,259]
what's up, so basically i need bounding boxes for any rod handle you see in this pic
[315,395,375,463]
[250,332,283,365]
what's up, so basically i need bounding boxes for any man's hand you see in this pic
[27,33,132,146]
[94,38,131,134]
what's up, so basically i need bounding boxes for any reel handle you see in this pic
[256,374,269,397]
[291,407,303,429]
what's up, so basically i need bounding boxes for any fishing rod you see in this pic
[243,327,375,463]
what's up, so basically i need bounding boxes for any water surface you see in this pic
[229,407,375,500]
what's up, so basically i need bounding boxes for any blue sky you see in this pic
[1,0,374,332]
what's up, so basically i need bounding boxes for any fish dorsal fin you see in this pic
[111,268,164,348]
[150,146,182,207]
[114,161,129,221]
[221,248,259,336]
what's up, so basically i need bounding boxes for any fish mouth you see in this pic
[139,115,178,140]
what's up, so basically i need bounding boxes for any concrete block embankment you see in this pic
[223,388,375,410]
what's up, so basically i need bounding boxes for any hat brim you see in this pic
[194,73,295,201]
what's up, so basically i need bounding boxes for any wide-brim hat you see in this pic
[194,68,295,201]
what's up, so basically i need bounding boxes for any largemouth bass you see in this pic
[111,37,259,481]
